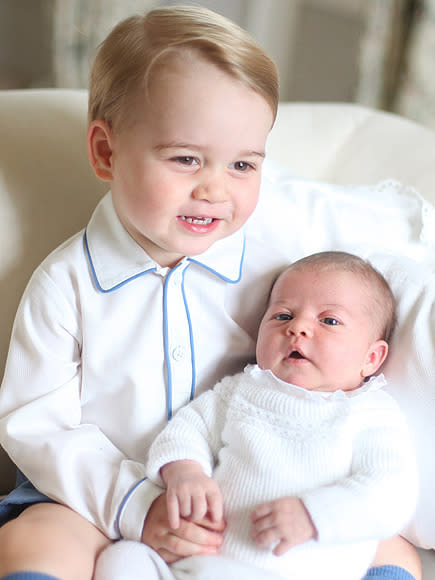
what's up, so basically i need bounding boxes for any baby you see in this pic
[138,251,416,580]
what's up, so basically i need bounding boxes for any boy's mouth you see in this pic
[179,216,214,225]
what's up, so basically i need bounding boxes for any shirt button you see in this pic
[172,345,186,361]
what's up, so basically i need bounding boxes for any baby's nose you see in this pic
[286,318,312,337]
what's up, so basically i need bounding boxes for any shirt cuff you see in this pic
[116,477,165,541]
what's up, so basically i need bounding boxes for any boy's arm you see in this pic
[0,269,161,541]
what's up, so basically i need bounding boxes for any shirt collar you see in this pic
[84,192,246,292]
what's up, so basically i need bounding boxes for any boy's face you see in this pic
[256,268,388,392]
[88,57,273,267]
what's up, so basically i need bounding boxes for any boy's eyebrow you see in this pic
[154,142,266,158]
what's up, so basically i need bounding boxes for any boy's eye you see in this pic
[321,317,340,326]
[174,156,198,166]
[231,161,252,172]
[275,313,292,321]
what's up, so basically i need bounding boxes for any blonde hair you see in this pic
[88,5,279,131]
[278,251,397,342]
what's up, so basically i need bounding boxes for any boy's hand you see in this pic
[141,493,225,564]
[251,496,317,556]
[161,460,223,529]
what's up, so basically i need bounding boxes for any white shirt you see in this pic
[0,173,431,542]
[0,192,284,540]
[147,365,418,580]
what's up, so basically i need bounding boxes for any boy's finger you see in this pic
[194,512,226,532]
[178,518,224,547]
[159,530,220,561]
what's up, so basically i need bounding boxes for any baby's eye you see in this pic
[321,317,340,326]
[275,313,292,321]
[230,161,253,172]
[174,156,199,166]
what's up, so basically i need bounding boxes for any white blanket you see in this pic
[94,541,283,580]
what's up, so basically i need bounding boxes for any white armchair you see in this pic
[1,89,434,576]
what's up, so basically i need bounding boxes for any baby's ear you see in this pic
[87,120,114,182]
[361,340,389,378]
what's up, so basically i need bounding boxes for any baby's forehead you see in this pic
[270,265,372,305]
[274,263,359,286]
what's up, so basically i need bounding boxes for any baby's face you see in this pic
[256,267,387,392]
[103,56,273,268]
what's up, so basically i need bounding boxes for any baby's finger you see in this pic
[191,493,208,522]
[166,489,181,529]
[251,512,275,534]
[252,524,280,548]
[178,492,193,520]
[273,538,292,556]
[206,489,223,523]
[251,502,272,522]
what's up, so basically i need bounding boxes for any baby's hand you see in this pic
[161,460,223,530]
[141,493,224,564]
[250,496,317,556]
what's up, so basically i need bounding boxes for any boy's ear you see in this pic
[361,340,389,378]
[87,120,114,182]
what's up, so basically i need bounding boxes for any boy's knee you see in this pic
[373,537,422,580]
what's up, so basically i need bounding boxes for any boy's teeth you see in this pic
[181,216,213,225]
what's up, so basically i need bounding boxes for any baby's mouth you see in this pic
[179,216,214,225]
[288,349,306,360]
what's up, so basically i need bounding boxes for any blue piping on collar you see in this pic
[84,229,245,291]
[187,233,246,284]
[84,230,156,293]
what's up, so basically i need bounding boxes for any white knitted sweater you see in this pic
[147,365,417,580]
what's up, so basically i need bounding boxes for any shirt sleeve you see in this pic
[301,393,418,545]
[0,267,161,541]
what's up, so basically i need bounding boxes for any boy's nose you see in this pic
[192,174,229,203]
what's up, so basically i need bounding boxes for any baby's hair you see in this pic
[279,251,397,342]
[88,5,279,131]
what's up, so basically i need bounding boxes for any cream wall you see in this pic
[0,0,366,102]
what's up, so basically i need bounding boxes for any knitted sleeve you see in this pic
[146,375,235,484]
[301,392,418,545]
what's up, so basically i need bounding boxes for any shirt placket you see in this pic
[163,261,194,419]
